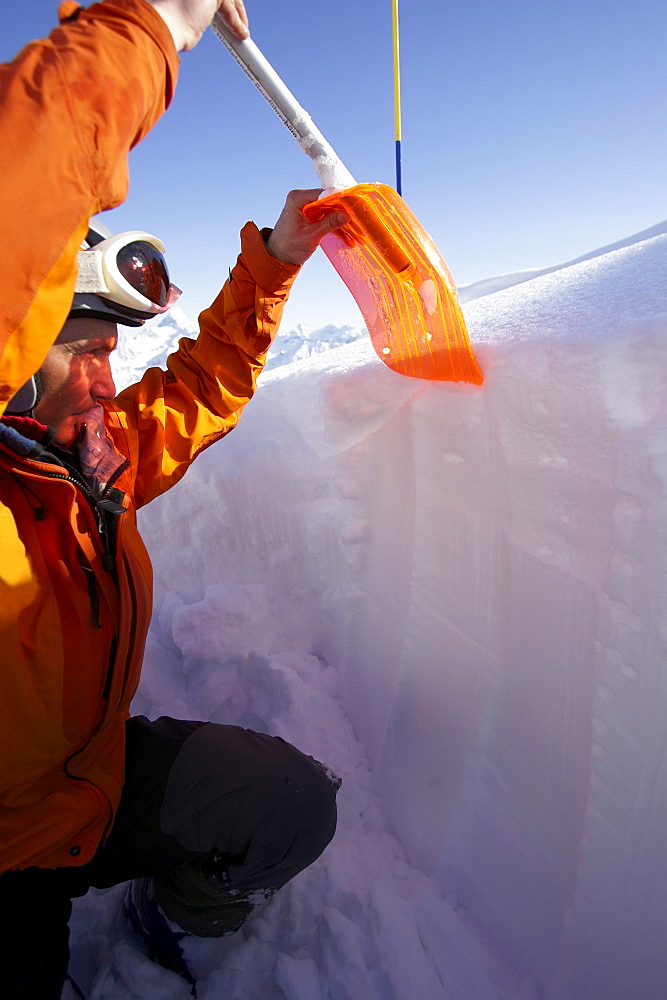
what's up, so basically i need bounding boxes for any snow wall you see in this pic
[138,232,667,1000]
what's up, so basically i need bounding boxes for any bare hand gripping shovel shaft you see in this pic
[211,16,483,384]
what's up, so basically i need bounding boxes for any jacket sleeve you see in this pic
[105,223,301,508]
[0,0,180,416]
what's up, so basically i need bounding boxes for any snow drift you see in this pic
[75,225,667,999]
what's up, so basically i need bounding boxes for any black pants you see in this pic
[0,717,338,1000]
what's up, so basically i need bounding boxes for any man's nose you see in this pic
[91,361,116,401]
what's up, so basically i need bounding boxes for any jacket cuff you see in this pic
[239,222,301,295]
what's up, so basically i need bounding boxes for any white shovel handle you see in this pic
[211,14,356,190]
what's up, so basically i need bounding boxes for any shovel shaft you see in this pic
[211,14,483,385]
[211,15,356,190]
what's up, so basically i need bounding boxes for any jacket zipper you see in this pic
[81,565,102,629]
[15,463,128,785]
[14,459,126,659]
[22,458,127,570]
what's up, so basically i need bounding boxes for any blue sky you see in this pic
[2,1,666,331]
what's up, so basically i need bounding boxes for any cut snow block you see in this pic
[303,184,484,384]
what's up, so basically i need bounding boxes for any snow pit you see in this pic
[68,226,667,999]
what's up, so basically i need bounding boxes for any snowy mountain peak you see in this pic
[265,323,365,371]
[111,313,366,390]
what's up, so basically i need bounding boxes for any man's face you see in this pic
[33,318,118,445]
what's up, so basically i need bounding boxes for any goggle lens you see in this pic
[117,241,170,307]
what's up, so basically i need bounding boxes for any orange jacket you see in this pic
[0,4,301,871]
[0,0,179,415]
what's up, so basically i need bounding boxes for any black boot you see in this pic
[125,877,197,997]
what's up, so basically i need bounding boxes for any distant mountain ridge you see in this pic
[111,309,366,391]
[111,306,199,390]
[264,323,365,371]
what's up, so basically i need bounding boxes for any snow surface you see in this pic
[458,218,667,303]
[71,225,667,999]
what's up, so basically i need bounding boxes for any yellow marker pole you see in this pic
[392,0,402,195]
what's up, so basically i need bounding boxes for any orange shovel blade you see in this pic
[303,184,483,384]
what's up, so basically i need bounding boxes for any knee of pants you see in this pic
[160,723,339,890]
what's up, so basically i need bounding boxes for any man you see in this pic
[0,1,347,997]
[1,194,345,999]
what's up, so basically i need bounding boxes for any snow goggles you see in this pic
[71,230,182,327]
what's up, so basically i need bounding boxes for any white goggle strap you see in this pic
[75,249,110,294]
